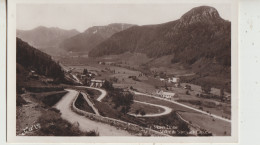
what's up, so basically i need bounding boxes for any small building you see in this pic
[29,70,35,76]
[156,90,178,100]
[90,79,105,88]
[29,70,39,79]
[105,62,115,65]
[45,78,54,83]
[159,78,165,81]
[98,61,105,65]
[184,85,191,90]
[168,77,180,83]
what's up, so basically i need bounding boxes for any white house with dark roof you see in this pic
[156,90,178,100]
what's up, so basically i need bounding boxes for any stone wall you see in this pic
[71,92,168,136]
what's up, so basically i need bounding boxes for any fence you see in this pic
[71,92,168,136]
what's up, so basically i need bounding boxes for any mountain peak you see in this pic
[179,6,222,26]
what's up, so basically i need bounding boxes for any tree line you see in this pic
[102,80,134,114]
[16,37,65,82]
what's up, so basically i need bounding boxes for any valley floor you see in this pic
[59,59,231,136]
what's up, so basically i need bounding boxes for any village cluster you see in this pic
[72,66,185,101]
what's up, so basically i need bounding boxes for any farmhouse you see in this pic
[98,61,105,65]
[159,78,165,81]
[105,62,116,65]
[90,79,105,88]
[168,77,180,83]
[184,85,191,90]
[156,90,178,100]
[44,78,54,83]
[29,70,39,79]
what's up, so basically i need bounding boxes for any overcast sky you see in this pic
[17,3,231,32]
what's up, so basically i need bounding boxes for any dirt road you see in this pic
[78,86,173,117]
[81,92,100,115]
[76,86,107,102]
[128,100,172,117]
[54,89,131,136]
[132,91,231,123]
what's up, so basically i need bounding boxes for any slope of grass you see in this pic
[74,93,95,114]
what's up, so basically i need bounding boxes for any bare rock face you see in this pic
[174,6,224,30]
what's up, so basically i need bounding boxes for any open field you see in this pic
[129,101,165,115]
[134,95,197,112]
[181,83,231,96]
[177,99,231,119]
[180,112,231,136]
[65,60,231,119]
[60,56,232,136]
[166,84,231,118]
[74,87,101,100]
[74,93,95,114]
[134,94,231,136]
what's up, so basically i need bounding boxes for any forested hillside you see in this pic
[16,37,64,81]
[89,6,231,67]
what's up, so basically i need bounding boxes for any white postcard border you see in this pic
[7,0,238,143]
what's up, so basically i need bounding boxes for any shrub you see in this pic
[176,122,190,136]
[201,84,212,94]
[36,109,99,136]
[140,110,146,116]
[16,95,27,106]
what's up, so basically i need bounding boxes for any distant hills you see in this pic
[15,5,231,91]
[59,23,135,52]
[17,23,135,55]
[89,6,231,68]
[17,26,80,50]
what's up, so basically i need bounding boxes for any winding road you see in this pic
[131,91,231,123]
[76,86,107,102]
[128,100,172,117]
[54,89,131,136]
[78,86,173,117]
[81,92,100,115]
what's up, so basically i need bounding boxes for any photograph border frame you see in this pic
[6,0,238,143]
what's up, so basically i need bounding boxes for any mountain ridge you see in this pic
[89,6,231,67]
[59,23,135,52]
[17,26,80,49]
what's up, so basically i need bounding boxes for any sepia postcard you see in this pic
[7,0,238,143]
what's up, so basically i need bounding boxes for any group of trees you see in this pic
[102,80,134,114]
[201,84,212,94]
[16,38,64,82]
[82,68,92,86]
[135,109,146,116]
[83,68,88,75]
[201,84,226,97]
